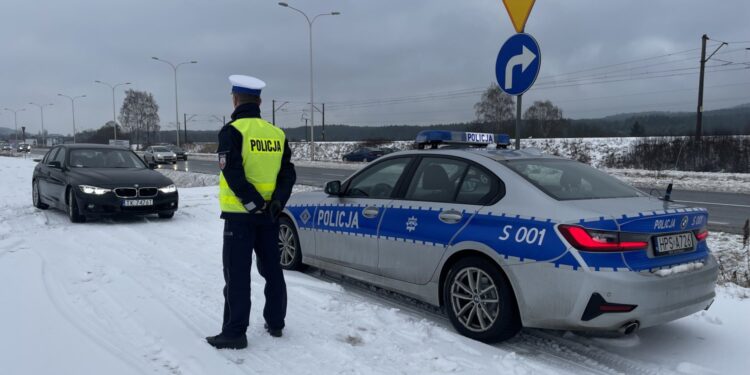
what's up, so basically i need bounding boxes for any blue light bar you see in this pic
[415,130,511,148]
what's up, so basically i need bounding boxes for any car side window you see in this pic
[456,165,502,205]
[345,157,411,199]
[42,148,57,164]
[53,147,66,165]
[405,157,469,203]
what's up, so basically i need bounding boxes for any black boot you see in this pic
[264,323,283,338]
[206,333,248,349]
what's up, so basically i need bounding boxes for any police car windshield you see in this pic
[69,149,147,169]
[503,159,644,200]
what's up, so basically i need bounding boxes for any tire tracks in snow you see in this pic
[311,270,677,375]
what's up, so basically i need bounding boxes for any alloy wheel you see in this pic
[450,267,501,332]
[278,224,297,267]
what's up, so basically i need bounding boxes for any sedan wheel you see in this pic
[32,180,48,209]
[67,188,86,223]
[443,257,520,342]
[278,217,304,270]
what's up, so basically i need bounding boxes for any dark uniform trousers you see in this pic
[221,216,287,337]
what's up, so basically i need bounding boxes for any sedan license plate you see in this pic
[654,232,694,255]
[122,199,153,207]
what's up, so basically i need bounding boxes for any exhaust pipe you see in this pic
[619,321,640,335]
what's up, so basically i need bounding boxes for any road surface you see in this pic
[159,158,749,235]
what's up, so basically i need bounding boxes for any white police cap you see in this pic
[229,75,266,96]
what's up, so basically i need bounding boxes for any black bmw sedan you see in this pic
[32,144,179,223]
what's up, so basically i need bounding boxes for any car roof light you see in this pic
[415,130,512,149]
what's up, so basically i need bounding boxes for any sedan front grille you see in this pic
[113,187,158,198]
[138,187,158,197]
[114,188,137,198]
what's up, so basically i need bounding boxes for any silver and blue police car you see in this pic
[278,131,717,342]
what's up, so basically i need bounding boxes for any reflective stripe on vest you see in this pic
[219,118,286,213]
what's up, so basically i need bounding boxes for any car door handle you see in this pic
[438,210,463,224]
[362,206,379,219]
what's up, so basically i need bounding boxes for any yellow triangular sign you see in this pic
[502,0,536,33]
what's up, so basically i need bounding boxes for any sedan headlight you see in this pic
[159,184,177,194]
[79,185,111,195]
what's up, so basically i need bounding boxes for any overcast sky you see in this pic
[1,0,748,136]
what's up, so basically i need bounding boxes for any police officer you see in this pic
[206,75,296,350]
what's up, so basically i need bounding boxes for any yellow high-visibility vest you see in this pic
[219,118,285,213]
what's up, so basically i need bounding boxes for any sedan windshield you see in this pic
[152,147,170,152]
[69,149,147,169]
[503,159,645,200]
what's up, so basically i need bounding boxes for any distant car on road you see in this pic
[280,130,717,343]
[32,144,178,223]
[143,145,177,164]
[342,147,385,162]
[17,143,31,153]
[164,144,188,161]
[1,143,11,153]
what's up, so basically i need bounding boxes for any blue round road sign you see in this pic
[495,33,541,96]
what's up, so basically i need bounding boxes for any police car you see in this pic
[278,131,717,342]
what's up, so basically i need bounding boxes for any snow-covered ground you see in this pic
[2,156,749,374]
[604,168,750,194]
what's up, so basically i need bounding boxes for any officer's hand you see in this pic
[244,201,263,213]
[268,200,282,222]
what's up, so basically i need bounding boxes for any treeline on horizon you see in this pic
[172,104,750,143]
[9,104,748,144]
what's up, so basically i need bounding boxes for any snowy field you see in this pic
[2,156,750,375]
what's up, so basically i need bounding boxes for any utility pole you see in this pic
[151,57,197,148]
[322,103,325,141]
[695,34,727,141]
[58,94,86,143]
[3,108,25,145]
[29,102,53,146]
[183,113,197,145]
[272,99,289,126]
[278,2,340,160]
[95,80,130,142]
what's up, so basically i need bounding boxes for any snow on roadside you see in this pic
[3,156,750,374]
[156,168,321,191]
[0,157,563,375]
[605,168,750,194]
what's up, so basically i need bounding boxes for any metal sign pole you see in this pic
[515,94,522,150]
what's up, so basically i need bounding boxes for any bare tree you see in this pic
[119,89,160,149]
[524,100,563,138]
[474,83,515,132]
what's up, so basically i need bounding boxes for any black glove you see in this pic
[268,200,282,222]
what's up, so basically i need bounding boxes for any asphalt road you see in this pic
[160,158,749,235]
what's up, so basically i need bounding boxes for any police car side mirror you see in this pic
[325,180,342,196]
[148,162,157,170]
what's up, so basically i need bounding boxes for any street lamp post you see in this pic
[3,107,25,144]
[58,94,86,143]
[95,80,131,142]
[29,102,53,147]
[152,57,197,148]
[278,2,340,161]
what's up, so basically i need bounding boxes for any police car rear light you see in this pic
[559,225,648,252]
[695,228,709,241]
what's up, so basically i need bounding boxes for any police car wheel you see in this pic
[443,257,520,342]
[67,188,86,223]
[32,180,48,210]
[278,217,304,270]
